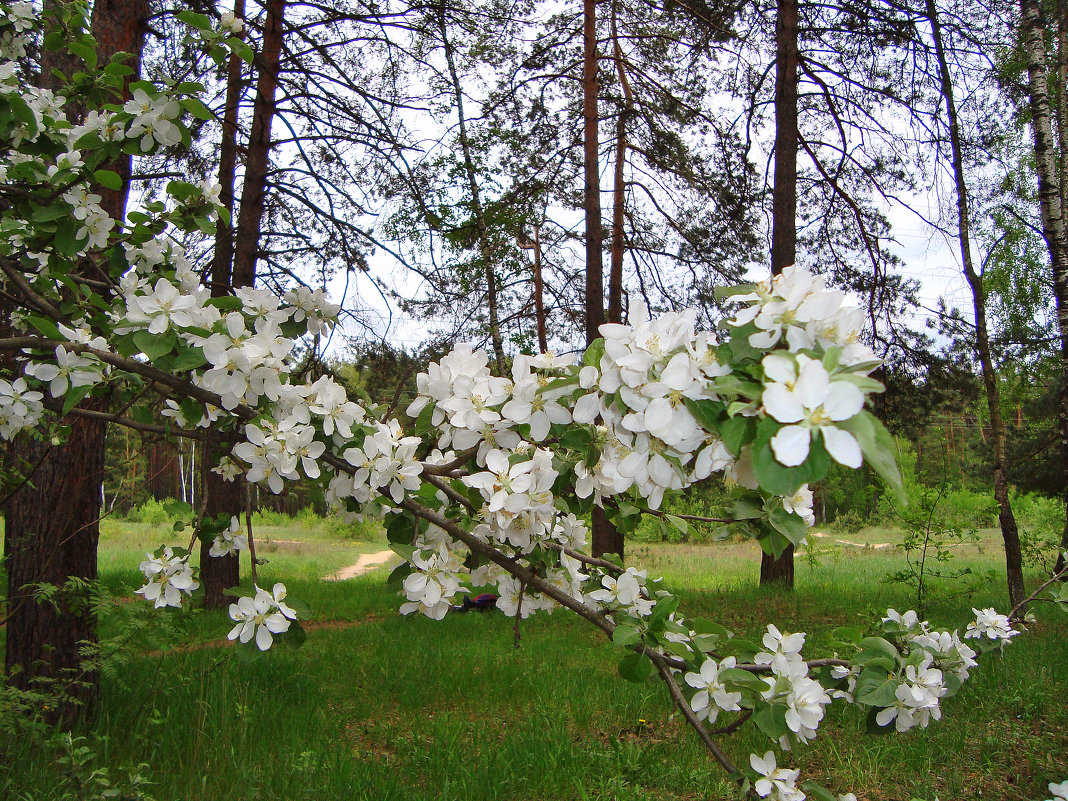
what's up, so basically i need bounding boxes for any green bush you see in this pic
[123,498,170,526]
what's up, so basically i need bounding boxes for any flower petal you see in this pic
[821,425,862,468]
[770,425,810,466]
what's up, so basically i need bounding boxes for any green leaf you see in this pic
[163,499,193,517]
[733,497,763,520]
[711,373,763,400]
[865,705,894,735]
[386,514,415,546]
[170,346,206,371]
[717,667,766,692]
[31,202,71,223]
[279,622,307,650]
[752,702,790,739]
[68,38,97,69]
[751,416,831,496]
[226,37,254,64]
[665,514,690,537]
[831,626,864,645]
[683,397,725,433]
[132,329,176,361]
[388,543,415,565]
[166,180,198,200]
[717,637,759,662]
[177,10,213,30]
[721,414,755,456]
[855,667,900,707]
[618,652,654,683]
[768,506,807,547]
[612,624,642,648]
[62,384,93,415]
[832,371,886,394]
[691,618,732,639]
[180,97,213,121]
[54,219,84,257]
[559,427,592,449]
[25,315,62,340]
[93,169,122,191]
[179,397,203,426]
[714,282,757,301]
[835,411,905,504]
[800,781,839,801]
[583,337,605,368]
[207,296,243,311]
[647,595,680,629]
[287,597,313,620]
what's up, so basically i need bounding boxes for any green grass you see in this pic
[2,517,1066,801]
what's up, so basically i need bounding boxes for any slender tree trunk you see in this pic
[210,0,246,295]
[583,0,605,345]
[5,0,147,726]
[533,225,548,352]
[1021,0,1068,576]
[231,0,285,289]
[607,0,631,325]
[203,0,267,608]
[926,0,1024,607]
[438,6,506,374]
[761,0,799,588]
[583,0,621,558]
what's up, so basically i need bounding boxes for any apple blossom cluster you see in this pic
[227,583,297,651]
[209,515,248,558]
[965,607,1019,645]
[3,8,1052,800]
[0,376,43,438]
[134,547,199,609]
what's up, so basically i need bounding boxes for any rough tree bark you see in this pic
[4,0,148,726]
[583,0,623,558]
[760,0,799,587]
[925,0,1024,607]
[144,437,181,500]
[607,0,631,326]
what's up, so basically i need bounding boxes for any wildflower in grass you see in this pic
[1045,780,1068,801]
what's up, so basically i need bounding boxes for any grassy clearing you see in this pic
[2,518,1066,801]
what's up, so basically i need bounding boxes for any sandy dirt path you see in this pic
[810,532,892,549]
[323,549,396,581]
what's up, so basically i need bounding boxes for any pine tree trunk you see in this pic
[583,0,605,345]
[145,437,181,500]
[583,0,621,559]
[4,0,147,726]
[607,0,630,325]
[5,408,106,726]
[201,0,268,609]
[761,0,799,588]
[231,0,285,289]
